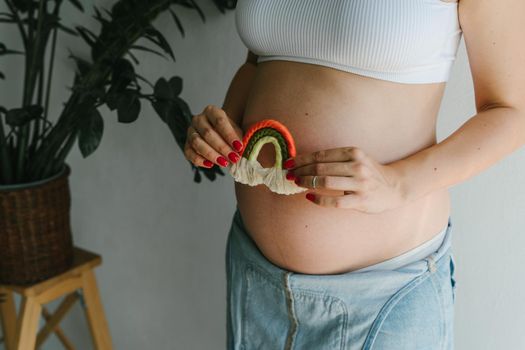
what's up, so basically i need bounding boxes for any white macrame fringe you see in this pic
[229,157,307,195]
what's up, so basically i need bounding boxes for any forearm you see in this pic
[221,62,257,126]
[392,106,525,202]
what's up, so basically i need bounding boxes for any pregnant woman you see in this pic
[184,0,525,349]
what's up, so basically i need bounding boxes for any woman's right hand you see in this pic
[184,104,244,168]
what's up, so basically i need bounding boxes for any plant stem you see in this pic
[43,27,57,122]
[16,0,47,181]
[0,116,13,184]
[43,1,61,122]
[49,128,78,177]
[29,50,46,155]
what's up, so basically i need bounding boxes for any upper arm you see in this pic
[245,50,258,66]
[458,0,525,112]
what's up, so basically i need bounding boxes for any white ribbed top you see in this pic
[235,0,463,84]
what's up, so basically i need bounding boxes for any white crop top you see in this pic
[235,0,463,84]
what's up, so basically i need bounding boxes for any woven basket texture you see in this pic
[0,165,74,285]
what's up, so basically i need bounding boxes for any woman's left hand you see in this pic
[285,146,406,213]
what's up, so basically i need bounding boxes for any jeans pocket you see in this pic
[241,263,289,350]
[363,272,446,350]
[449,254,457,303]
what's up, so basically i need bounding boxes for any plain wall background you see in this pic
[1,1,525,349]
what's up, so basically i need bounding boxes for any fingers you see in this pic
[186,125,230,167]
[205,105,244,151]
[288,161,370,189]
[293,175,362,192]
[284,147,366,170]
[288,162,355,177]
[184,142,214,168]
[304,192,364,210]
[185,104,244,168]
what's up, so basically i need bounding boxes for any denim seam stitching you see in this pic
[428,270,446,349]
[283,272,298,350]
[240,264,251,350]
[286,288,349,350]
[226,233,233,350]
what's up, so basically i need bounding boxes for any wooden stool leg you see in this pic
[36,292,78,348]
[16,296,42,350]
[0,288,17,350]
[41,308,76,350]
[81,270,113,350]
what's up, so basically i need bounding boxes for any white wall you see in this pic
[1,1,524,349]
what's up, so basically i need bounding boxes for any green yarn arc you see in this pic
[242,127,289,165]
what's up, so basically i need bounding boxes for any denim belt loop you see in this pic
[427,255,437,273]
[283,272,298,350]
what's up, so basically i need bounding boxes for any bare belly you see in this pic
[234,60,451,275]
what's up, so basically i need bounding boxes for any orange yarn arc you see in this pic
[240,119,297,158]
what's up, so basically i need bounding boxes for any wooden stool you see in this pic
[0,247,113,350]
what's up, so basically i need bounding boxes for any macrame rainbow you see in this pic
[229,119,307,195]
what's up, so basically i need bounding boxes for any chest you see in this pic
[235,0,462,71]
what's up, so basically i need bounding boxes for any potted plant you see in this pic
[0,0,236,285]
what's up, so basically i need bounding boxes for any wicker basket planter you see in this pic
[0,164,74,285]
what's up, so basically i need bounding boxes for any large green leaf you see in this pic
[5,105,43,127]
[169,76,182,96]
[152,97,190,151]
[116,90,141,123]
[111,58,135,91]
[78,107,104,158]
[153,77,171,101]
[153,76,182,101]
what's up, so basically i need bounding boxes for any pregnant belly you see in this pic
[234,60,451,275]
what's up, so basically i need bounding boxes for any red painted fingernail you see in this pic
[306,193,315,202]
[284,158,295,169]
[286,172,296,181]
[232,140,243,152]
[203,160,214,168]
[294,176,301,185]
[217,156,229,167]
[228,152,240,163]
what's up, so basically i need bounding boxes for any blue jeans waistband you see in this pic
[230,207,453,286]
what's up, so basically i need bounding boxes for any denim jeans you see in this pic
[225,207,457,350]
